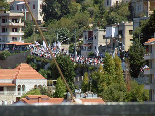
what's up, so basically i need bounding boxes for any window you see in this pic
[95,46,96,49]
[40,4,42,9]
[17,5,19,10]
[85,35,87,40]
[2,28,5,32]
[130,39,133,41]
[33,4,35,9]
[2,19,5,23]
[107,0,109,5]
[12,28,17,32]
[95,36,96,39]
[12,37,17,41]
[129,30,133,35]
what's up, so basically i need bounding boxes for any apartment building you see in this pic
[10,0,43,24]
[131,0,155,30]
[81,27,108,57]
[104,0,130,8]
[105,21,133,53]
[144,38,155,101]
[0,11,24,50]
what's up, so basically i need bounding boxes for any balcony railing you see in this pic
[0,23,24,26]
[144,53,154,60]
[144,68,155,75]
[0,32,24,36]
[0,91,26,95]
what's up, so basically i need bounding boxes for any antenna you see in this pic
[23,0,75,102]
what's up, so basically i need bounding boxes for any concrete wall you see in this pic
[0,52,29,69]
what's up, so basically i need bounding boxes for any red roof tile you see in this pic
[0,63,46,80]
[145,38,155,44]
[6,42,32,46]
[80,98,104,103]
[20,95,64,104]
[0,83,16,86]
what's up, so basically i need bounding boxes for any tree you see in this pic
[49,54,75,90]
[21,88,41,98]
[23,20,33,38]
[53,77,67,98]
[42,0,71,22]
[128,38,145,78]
[0,0,9,11]
[81,72,89,92]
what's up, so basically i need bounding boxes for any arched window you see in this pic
[107,0,109,6]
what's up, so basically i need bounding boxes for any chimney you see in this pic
[38,97,41,103]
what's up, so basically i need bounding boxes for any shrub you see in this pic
[0,50,11,60]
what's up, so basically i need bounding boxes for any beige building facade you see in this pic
[0,11,24,50]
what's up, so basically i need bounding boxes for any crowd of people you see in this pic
[29,44,103,66]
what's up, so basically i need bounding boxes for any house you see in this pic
[10,0,44,24]
[144,38,155,101]
[104,0,130,8]
[18,95,64,104]
[0,11,24,50]
[81,27,108,57]
[0,63,47,105]
[104,21,133,56]
[131,0,155,30]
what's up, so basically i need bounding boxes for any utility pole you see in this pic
[75,29,77,62]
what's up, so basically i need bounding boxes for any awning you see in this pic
[6,42,32,46]
[0,83,16,86]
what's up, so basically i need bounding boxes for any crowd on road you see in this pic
[29,45,103,66]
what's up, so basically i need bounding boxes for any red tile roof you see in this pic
[20,95,64,104]
[145,38,155,44]
[6,42,32,46]
[0,63,46,80]
[0,83,16,86]
[80,98,104,103]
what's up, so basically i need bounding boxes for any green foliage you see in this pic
[128,38,145,78]
[125,80,149,102]
[0,50,11,60]
[21,88,41,98]
[0,0,10,11]
[88,52,95,58]
[49,54,75,90]
[42,0,71,21]
[53,77,67,98]
[81,72,89,92]
[23,20,33,38]
[38,69,51,79]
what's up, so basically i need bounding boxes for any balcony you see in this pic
[0,91,26,96]
[0,32,24,36]
[0,23,24,26]
[144,53,155,60]
[145,84,155,89]
[144,68,155,75]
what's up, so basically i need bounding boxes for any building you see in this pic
[0,63,47,105]
[18,95,64,104]
[0,11,24,50]
[10,0,44,24]
[104,21,133,55]
[104,0,130,8]
[81,27,108,57]
[144,38,155,101]
[131,0,155,30]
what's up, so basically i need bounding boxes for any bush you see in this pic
[0,50,11,60]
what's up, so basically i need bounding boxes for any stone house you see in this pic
[0,63,47,105]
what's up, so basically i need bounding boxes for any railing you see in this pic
[1,102,155,115]
[0,91,26,95]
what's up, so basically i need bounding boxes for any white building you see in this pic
[81,27,108,57]
[105,21,133,52]
[104,0,130,8]
[144,38,155,101]
[0,63,47,105]
[10,0,43,24]
[0,11,24,50]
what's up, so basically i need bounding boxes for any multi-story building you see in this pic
[144,38,155,101]
[131,0,155,30]
[81,27,108,57]
[105,21,133,53]
[0,11,24,50]
[10,0,43,24]
[104,0,130,8]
